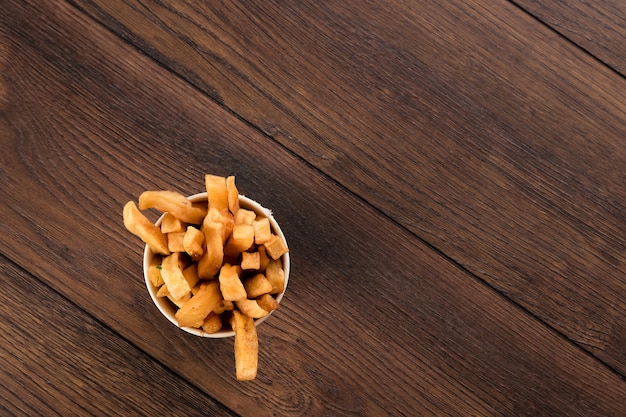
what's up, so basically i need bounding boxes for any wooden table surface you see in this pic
[1,1,625,415]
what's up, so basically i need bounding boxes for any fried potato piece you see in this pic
[182,263,200,289]
[240,251,260,270]
[253,217,272,245]
[218,264,247,301]
[265,259,285,294]
[230,310,258,381]
[213,299,234,314]
[224,224,255,258]
[256,293,279,313]
[202,311,223,334]
[243,273,273,298]
[235,298,269,319]
[167,231,186,252]
[263,234,289,260]
[160,213,186,233]
[183,226,204,260]
[156,285,191,308]
[147,255,164,287]
[226,175,240,215]
[175,281,221,328]
[258,245,270,271]
[234,208,256,226]
[205,175,228,211]
[161,252,192,301]
[197,208,224,279]
[139,190,206,224]
[123,201,170,255]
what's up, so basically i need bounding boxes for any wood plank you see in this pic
[68,0,626,373]
[0,256,236,416]
[514,0,626,74]
[2,1,625,415]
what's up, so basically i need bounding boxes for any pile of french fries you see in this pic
[123,174,288,380]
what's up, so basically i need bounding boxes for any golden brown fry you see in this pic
[234,208,256,225]
[235,298,269,319]
[256,293,279,313]
[160,213,186,233]
[205,174,228,211]
[138,190,206,224]
[175,281,221,328]
[226,175,240,215]
[183,226,204,260]
[197,208,224,279]
[167,231,186,252]
[243,273,273,298]
[161,252,192,301]
[265,258,285,294]
[182,263,200,289]
[123,201,170,255]
[258,245,270,271]
[252,217,272,245]
[224,224,255,258]
[213,299,234,314]
[263,234,289,260]
[240,251,260,270]
[202,311,223,334]
[230,310,258,381]
[218,264,247,301]
[147,255,164,287]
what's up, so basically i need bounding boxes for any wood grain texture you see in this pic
[67,0,626,375]
[0,256,236,416]
[513,0,626,74]
[2,1,626,416]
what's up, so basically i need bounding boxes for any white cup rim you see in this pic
[143,192,290,338]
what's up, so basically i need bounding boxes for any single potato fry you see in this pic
[183,226,204,259]
[167,231,186,252]
[160,213,186,233]
[218,264,247,301]
[243,273,273,298]
[197,208,224,279]
[139,190,207,224]
[230,310,258,381]
[202,311,223,334]
[241,251,260,270]
[256,293,279,313]
[253,217,272,245]
[123,201,170,255]
[265,259,285,294]
[161,252,192,301]
[224,224,255,258]
[263,234,289,260]
[226,175,240,215]
[213,299,234,314]
[147,255,164,287]
[175,281,221,328]
[234,208,256,225]
[205,174,229,211]
[235,298,269,319]
[182,263,200,289]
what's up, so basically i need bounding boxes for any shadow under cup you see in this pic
[143,192,290,338]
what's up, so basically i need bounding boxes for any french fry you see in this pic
[167,231,186,252]
[235,298,269,319]
[253,217,272,245]
[182,263,200,289]
[123,201,170,255]
[234,208,256,225]
[218,264,247,301]
[265,259,285,294]
[205,174,228,211]
[160,213,186,233]
[263,234,289,260]
[147,255,164,287]
[156,285,191,308]
[213,299,234,314]
[183,226,204,259]
[226,175,240,215]
[256,293,279,313]
[241,251,260,270]
[138,190,206,224]
[161,252,192,301]
[230,310,258,381]
[197,208,224,279]
[175,281,221,328]
[202,311,223,334]
[243,273,273,298]
[224,224,255,258]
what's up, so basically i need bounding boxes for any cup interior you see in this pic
[143,192,290,338]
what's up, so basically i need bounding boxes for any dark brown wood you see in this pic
[68,0,626,374]
[514,0,626,74]
[1,0,625,416]
[0,256,237,416]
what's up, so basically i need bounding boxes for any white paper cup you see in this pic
[143,192,290,338]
